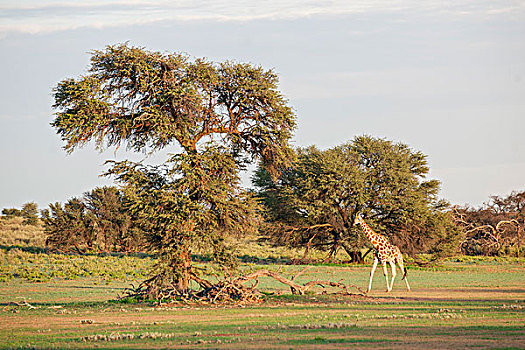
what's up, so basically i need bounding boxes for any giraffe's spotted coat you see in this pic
[355,215,403,264]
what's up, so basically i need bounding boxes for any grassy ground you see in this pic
[1,254,524,349]
[1,218,524,348]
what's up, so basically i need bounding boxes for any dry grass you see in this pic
[0,216,46,247]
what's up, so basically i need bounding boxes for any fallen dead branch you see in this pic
[233,269,366,296]
[3,298,39,311]
[120,267,366,304]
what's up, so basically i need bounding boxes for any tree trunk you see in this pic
[342,243,365,264]
[347,250,364,264]
[174,246,192,293]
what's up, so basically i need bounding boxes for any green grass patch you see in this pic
[284,336,391,345]
[0,256,524,349]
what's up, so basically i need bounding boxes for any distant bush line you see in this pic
[1,189,524,259]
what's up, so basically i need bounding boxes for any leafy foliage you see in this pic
[106,149,261,294]
[42,187,144,253]
[253,135,461,261]
[1,208,21,217]
[21,202,40,226]
[52,43,295,176]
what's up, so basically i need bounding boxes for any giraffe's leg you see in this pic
[382,261,390,292]
[367,257,379,293]
[403,272,411,291]
[397,258,411,291]
[388,261,396,292]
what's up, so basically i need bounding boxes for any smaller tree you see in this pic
[84,186,144,252]
[254,136,461,262]
[21,202,39,226]
[42,199,91,253]
[2,208,22,217]
[42,187,145,253]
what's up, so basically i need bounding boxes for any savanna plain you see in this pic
[0,220,524,349]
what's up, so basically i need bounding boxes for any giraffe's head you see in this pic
[354,213,364,225]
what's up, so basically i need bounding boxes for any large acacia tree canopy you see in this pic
[51,44,297,295]
[52,43,296,175]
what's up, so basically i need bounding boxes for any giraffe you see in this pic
[354,214,411,293]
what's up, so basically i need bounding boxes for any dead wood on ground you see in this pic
[120,267,366,304]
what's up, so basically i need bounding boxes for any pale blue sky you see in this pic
[1,0,524,210]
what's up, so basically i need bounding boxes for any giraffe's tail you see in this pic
[402,266,407,280]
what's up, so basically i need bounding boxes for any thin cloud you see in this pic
[1,0,523,35]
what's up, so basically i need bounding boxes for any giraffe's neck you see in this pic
[356,218,386,249]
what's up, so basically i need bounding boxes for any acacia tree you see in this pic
[42,186,145,253]
[51,44,296,296]
[42,199,92,253]
[253,135,461,262]
[83,186,144,252]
